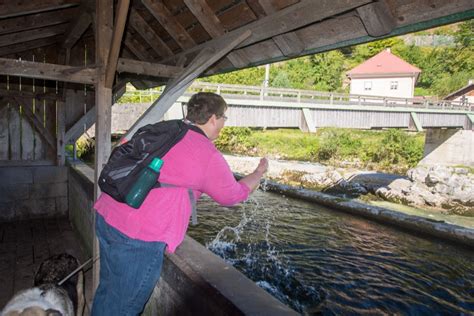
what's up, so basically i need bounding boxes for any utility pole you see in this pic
[263,63,270,97]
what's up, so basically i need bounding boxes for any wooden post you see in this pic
[93,0,114,295]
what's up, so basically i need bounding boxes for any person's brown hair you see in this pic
[185,92,227,124]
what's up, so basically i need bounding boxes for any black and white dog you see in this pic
[1,253,85,316]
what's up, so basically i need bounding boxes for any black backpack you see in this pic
[98,119,204,203]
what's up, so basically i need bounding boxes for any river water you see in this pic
[187,190,474,315]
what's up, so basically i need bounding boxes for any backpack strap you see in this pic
[160,183,198,225]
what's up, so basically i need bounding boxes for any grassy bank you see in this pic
[215,127,425,174]
[70,127,425,175]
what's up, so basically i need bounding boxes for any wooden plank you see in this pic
[117,58,182,78]
[65,106,96,143]
[12,96,56,151]
[142,0,196,49]
[62,11,93,49]
[357,0,396,37]
[164,0,370,64]
[0,24,68,48]
[0,9,75,36]
[183,0,249,68]
[56,100,66,165]
[0,58,96,84]
[123,32,156,62]
[104,0,131,88]
[8,105,21,160]
[129,8,173,58]
[0,0,80,19]
[120,30,251,142]
[0,36,61,57]
[0,105,9,159]
[257,0,304,57]
[21,106,35,160]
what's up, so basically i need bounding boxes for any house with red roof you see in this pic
[346,49,421,99]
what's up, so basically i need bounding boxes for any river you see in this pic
[187,190,474,315]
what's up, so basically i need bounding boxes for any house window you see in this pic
[390,81,398,90]
[364,81,372,91]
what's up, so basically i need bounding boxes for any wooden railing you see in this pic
[121,82,474,111]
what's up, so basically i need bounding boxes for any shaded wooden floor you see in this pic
[0,217,93,313]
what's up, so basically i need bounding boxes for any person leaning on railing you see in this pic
[91,92,268,316]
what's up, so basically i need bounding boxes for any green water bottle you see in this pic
[125,157,164,209]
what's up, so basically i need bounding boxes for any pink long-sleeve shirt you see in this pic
[94,128,250,253]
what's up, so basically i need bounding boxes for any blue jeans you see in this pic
[91,214,166,316]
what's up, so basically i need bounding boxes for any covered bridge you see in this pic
[1,0,473,313]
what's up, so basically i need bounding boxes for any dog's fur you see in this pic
[1,254,84,316]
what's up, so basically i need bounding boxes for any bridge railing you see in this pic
[121,82,473,111]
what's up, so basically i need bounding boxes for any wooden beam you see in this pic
[120,29,251,143]
[163,0,370,64]
[0,37,61,57]
[62,11,93,49]
[123,32,155,61]
[258,0,304,57]
[117,58,183,78]
[104,0,130,88]
[357,0,396,37]
[65,106,96,143]
[0,0,80,19]
[183,0,249,68]
[0,58,96,84]
[129,8,173,58]
[0,88,61,101]
[0,9,74,36]
[142,0,196,49]
[0,24,68,48]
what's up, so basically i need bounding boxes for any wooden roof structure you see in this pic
[0,0,473,173]
[1,0,473,294]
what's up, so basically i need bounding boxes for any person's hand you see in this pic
[255,157,269,175]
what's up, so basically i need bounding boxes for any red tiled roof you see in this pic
[347,49,421,76]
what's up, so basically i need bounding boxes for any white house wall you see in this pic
[350,76,415,99]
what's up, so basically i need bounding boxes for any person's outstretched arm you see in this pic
[239,158,268,192]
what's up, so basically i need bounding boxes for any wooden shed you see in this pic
[1,0,473,313]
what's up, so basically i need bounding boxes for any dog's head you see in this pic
[1,284,73,316]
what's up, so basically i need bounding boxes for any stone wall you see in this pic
[0,165,68,222]
[68,162,95,256]
[421,129,474,167]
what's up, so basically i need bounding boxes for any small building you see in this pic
[444,80,474,105]
[347,49,421,98]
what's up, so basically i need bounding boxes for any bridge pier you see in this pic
[420,129,474,167]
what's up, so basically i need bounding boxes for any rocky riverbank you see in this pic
[224,155,474,216]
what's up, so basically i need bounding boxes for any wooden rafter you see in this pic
[0,58,96,84]
[142,0,196,49]
[0,9,74,36]
[357,0,396,37]
[184,0,249,68]
[104,0,130,88]
[62,11,92,49]
[0,0,80,19]
[0,25,68,48]
[121,29,252,142]
[129,8,173,58]
[163,0,371,64]
[123,31,155,61]
[257,0,304,57]
[117,58,182,78]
